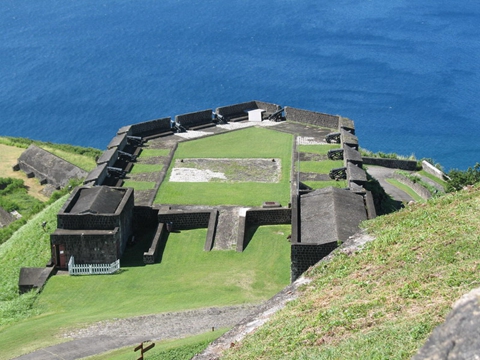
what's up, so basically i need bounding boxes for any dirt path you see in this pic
[14,304,259,360]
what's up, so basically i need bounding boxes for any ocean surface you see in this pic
[1,0,479,171]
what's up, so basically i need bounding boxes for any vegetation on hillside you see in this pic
[223,185,480,359]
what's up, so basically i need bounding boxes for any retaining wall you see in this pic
[363,157,418,171]
[291,242,338,282]
[393,172,432,200]
[284,106,339,129]
[157,210,215,230]
[422,160,449,180]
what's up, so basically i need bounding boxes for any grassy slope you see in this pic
[0,223,290,359]
[224,186,480,359]
[155,127,293,206]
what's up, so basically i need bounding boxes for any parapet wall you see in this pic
[130,117,171,136]
[363,157,418,171]
[422,160,448,180]
[216,100,280,118]
[175,109,213,128]
[284,106,339,129]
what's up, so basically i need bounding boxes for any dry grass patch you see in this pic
[0,144,48,201]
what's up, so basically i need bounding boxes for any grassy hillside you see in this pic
[223,186,480,359]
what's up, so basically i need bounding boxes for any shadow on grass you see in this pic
[243,225,260,251]
[121,226,171,267]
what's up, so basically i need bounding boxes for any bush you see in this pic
[446,163,480,192]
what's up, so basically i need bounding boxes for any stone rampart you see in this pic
[339,117,355,134]
[291,242,338,282]
[96,148,118,166]
[133,206,159,230]
[107,133,128,151]
[363,157,418,171]
[392,172,432,200]
[175,109,213,129]
[84,163,108,186]
[284,107,339,129]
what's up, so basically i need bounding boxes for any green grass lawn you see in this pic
[122,180,156,191]
[299,160,344,174]
[386,178,424,202]
[302,180,348,189]
[155,127,293,206]
[85,328,228,360]
[0,224,290,359]
[129,163,163,174]
[297,144,340,155]
[139,148,171,157]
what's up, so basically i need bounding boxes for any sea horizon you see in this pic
[1,0,479,171]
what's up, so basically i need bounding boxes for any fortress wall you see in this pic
[157,210,214,230]
[107,133,128,151]
[284,107,339,129]
[363,157,418,171]
[129,117,172,136]
[253,100,282,114]
[175,109,213,128]
[393,172,432,200]
[133,206,159,230]
[290,242,338,282]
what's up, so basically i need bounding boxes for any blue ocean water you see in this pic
[1,0,479,170]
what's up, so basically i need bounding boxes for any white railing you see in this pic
[68,256,120,275]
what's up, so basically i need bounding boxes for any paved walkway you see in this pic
[14,305,258,360]
[365,166,415,203]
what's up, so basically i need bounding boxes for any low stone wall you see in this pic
[364,191,377,219]
[245,208,291,226]
[363,157,418,171]
[291,242,338,282]
[284,106,339,129]
[175,109,213,129]
[143,223,166,264]
[393,172,432,200]
[96,148,118,166]
[157,210,214,230]
[422,160,449,180]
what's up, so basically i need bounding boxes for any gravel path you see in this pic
[15,305,258,360]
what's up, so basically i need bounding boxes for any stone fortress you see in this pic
[7,100,433,283]
[40,100,393,282]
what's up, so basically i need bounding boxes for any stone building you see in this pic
[50,186,134,268]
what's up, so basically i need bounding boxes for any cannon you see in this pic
[127,136,143,146]
[107,166,126,178]
[329,167,347,180]
[325,132,341,144]
[118,150,137,162]
[268,108,284,122]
